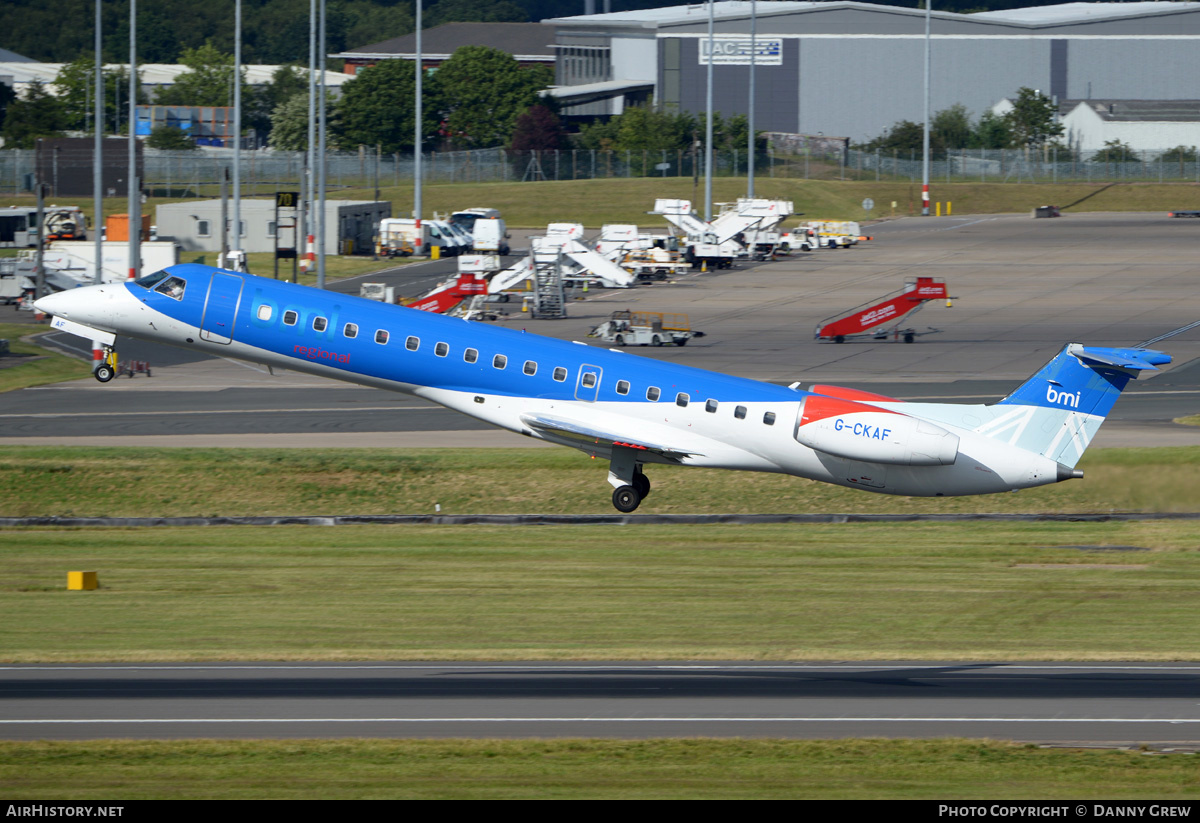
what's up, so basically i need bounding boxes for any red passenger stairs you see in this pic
[815,277,951,344]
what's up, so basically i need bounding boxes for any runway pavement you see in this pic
[4,211,1200,448]
[3,661,1199,745]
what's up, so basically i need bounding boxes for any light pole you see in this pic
[128,0,139,280]
[922,0,931,217]
[414,0,423,250]
[747,0,756,199]
[703,0,714,223]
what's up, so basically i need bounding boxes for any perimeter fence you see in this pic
[3,145,1199,200]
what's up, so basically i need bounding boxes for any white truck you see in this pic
[377,218,468,258]
[588,310,702,347]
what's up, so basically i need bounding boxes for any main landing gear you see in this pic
[608,445,651,513]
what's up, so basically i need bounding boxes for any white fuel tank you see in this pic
[794,396,959,466]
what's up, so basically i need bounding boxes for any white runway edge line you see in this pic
[3,718,1200,726]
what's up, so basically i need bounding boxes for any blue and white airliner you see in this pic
[34,263,1170,512]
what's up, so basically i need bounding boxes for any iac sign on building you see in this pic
[698,37,783,65]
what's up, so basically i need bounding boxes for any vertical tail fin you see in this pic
[990,343,1170,467]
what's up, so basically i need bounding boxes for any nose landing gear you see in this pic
[93,348,117,383]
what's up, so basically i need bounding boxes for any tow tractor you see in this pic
[589,310,703,347]
[815,277,952,344]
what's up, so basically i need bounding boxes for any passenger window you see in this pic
[582,372,597,388]
[646,387,661,401]
[616,380,630,395]
[676,393,689,407]
[552,367,567,382]
[375,330,388,344]
[763,412,776,426]
[154,276,186,301]
[406,336,419,351]
[523,360,537,376]
[493,354,507,369]
[435,342,449,357]
[313,316,328,332]
[705,399,718,413]
[256,305,273,321]
[283,310,298,326]
[734,405,747,420]
[344,323,358,338]
[464,348,479,364]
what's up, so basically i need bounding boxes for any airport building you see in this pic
[155,199,390,255]
[543,1,1200,143]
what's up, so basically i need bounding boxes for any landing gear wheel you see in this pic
[94,364,115,383]
[612,485,641,513]
[632,473,650,499]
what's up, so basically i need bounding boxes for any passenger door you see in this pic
[200,271,244,344]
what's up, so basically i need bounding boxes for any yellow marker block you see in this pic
[67,571,98,591]
[947,202,952,216]
[431,245,440,261]
[936,202,942,217]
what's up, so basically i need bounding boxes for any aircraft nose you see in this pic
[33,284,116,326]
[33,289,74,317]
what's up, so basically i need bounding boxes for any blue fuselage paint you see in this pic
[135,264,807,406]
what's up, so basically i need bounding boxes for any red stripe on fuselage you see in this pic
[809,385,903,404]
[799,395,903,427]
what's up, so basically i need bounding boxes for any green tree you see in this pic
[427,0,528,26]
[1161,145,1197,163]
[338,58,433,153]
[932,104,972,149]
[53,58,143,134]
[146,125,197,150]
[269,92,344,151]
[154,42,246,107]
[860,119,930,155]
[249,64,308,143]
[1,79,66,148]
[1005,87,1063,149]
[1091,139,1135,164]
[430,46,552,149]
[969,110,1013,149]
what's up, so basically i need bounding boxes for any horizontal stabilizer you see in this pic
[1069,344,1171,372]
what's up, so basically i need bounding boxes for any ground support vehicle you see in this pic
[652,198,793,270]
[589,310,703,347]
[815,277,951,344]
[1168,210,1200,218]
[780,225,818,252]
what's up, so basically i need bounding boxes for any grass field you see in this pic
[5,447,1200,796]
[4,519,1200,661]
[7,178,1200,235]
[2,739,1198,800]
[2,445,1199,517]
[0,323,92,393]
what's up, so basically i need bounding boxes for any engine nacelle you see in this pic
[795,396,959,466]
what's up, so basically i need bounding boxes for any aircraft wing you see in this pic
[520,413,698,462]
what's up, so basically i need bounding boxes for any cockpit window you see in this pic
[153,276,186,301]
[134,271,170,289]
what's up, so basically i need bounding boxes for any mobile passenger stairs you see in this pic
[815,277,952,344]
